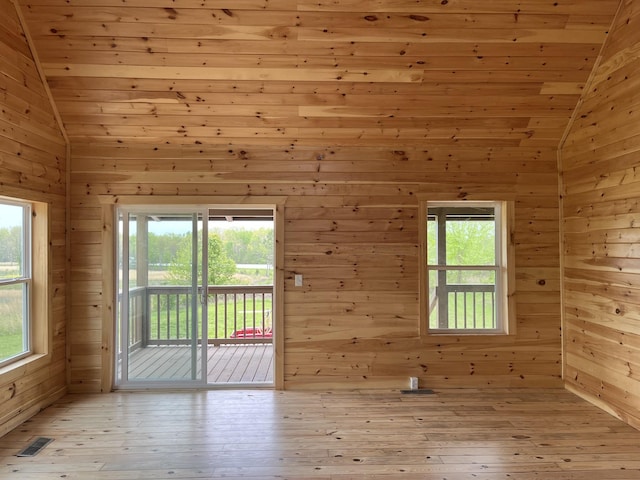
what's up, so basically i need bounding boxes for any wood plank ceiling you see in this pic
[16,0,619,149]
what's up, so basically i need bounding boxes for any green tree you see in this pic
[428,219,494,265]
[254,228,273,261]
[221,227,274,264]
[427,217,495,285]
[446,220,495,285]
[167,233,236,285]
[0,226,22,265]
[222,229,254,263]
[147,232,184,267]
[445,220,495,266]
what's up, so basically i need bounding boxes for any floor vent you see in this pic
[16,437,53,457]
[401,389,435,395]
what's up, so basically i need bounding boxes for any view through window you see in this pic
[427,202,507,333]
[0,200,31,366]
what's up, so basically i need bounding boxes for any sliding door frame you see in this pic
[116,206,208,388]
[99,195,286,392]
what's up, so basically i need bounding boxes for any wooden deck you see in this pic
[127,344,273,385]
[3,388,640,479]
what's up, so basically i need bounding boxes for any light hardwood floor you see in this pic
[1,388,640,479]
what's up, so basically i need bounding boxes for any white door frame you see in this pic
[99,195,286,391]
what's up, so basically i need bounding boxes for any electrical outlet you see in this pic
[294,274,303,287]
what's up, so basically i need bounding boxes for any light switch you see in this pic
[294,274,303,287]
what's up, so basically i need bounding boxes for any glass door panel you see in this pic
[116,208,208,387]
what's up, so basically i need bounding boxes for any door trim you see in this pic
[99,195,286,392]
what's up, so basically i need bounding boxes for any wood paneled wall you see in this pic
[16,0,612,392]
[0,0,67,436]
[70,142,562,391]
[10,0,608,394]
[560,0,640,429]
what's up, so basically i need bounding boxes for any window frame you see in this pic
[0,200,32,367]
[0,196,49,371]
[420,200,515,336]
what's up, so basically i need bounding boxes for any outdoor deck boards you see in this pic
[128,344,273,384]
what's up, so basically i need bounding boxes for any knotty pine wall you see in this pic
[70,142,562,392]
[0,0,67,436]
[560,0,640,429]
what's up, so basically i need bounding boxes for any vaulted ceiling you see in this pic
[17,0,620,148]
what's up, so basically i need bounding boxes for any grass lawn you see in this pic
[0,333,24,361]
[147,295,272,340]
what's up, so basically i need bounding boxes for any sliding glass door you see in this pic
[116,207,208,387]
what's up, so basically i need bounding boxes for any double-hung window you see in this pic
[425,201,513,334]
[0,199,32,366]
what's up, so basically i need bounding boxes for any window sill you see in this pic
[0,352,49,378]
[423,328,515,337]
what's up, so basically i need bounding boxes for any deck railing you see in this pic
[430,284,497,330]
[126,285,273,350]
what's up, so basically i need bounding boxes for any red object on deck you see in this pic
[230,327,273,338]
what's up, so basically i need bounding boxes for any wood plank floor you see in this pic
[127,344,273,385]
[2,388,640,479]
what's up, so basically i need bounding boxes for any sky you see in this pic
[0,204,25,228]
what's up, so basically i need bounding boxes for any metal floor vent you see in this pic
[401,389,435,395]
[16,437,53,457]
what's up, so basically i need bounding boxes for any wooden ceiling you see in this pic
[17,0,620,148]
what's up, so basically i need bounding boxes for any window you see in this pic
[0,199,32,366]
[424,201,513,334]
